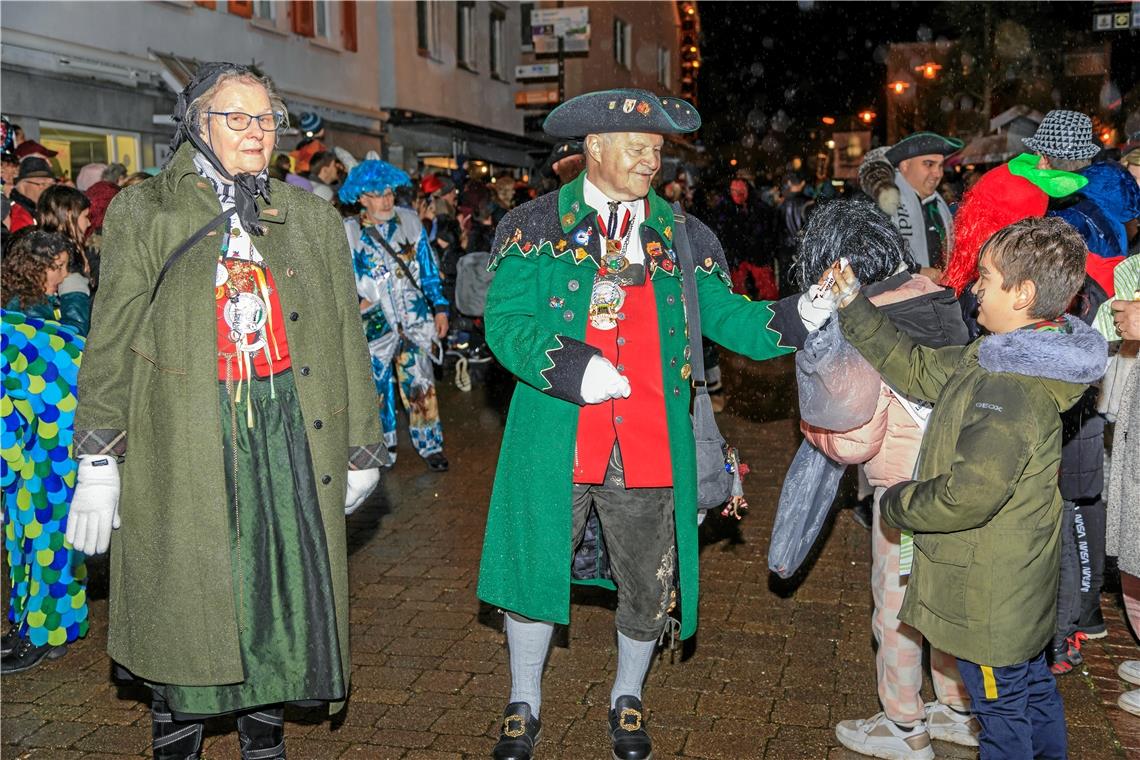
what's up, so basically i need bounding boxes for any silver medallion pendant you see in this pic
[223,291,269,353]
[588,279,626,331]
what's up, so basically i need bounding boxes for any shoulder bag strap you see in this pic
[670,201,707,392]
[150,209,231,304]
[364,224,428,300]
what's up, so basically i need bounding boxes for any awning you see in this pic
[949,133,1012,167]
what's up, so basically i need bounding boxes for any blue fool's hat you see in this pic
[543,89,701,139]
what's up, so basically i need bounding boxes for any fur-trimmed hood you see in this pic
[978,315,1108,409]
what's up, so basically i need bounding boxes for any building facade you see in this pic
[1,0,386,178]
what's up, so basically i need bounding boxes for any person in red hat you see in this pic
[14,140,58,162]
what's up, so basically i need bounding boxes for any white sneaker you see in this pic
[835,712,935,760]
[924,701,981,747]
[1119,660,1140,687]
[1120,688,1140,717]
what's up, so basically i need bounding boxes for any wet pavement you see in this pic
[2,354,1138,759]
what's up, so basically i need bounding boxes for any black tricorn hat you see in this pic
[543,89,701,139]
[885,131,964,166]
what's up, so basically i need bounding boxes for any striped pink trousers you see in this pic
[872,488,972,724]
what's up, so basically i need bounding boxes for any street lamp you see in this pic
[858,110,876,124]
[888,80,911,95]
[916,62,942,80]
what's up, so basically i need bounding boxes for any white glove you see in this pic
[579,355,631,404]
[797,284,838,332]
[345,468,380,515]
[66,456,121,555]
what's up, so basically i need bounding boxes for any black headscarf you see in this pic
[170,62,271,235]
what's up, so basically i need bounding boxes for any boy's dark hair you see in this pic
[980,217,1086,319]
[308,151,338,177]
[796,199,915,290]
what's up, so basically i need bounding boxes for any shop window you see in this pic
[39,123,141,182]
[253,0,274,21]
[458,2,477,71]
[417,0,441,59]
[490,7,506,80]
[614,18,631,69]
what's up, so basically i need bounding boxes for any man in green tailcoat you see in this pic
[477,89,822,760]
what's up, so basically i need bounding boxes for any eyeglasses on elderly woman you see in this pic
[207,110,286,132]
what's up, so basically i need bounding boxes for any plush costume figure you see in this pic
[477,89,811,760]
[1,311,89,673]
[340,160,451,471]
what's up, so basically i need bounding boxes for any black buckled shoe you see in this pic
[609,695,652,760]
[492,701,541,760]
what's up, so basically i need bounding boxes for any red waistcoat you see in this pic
[573,275,673,487]
[215,262,292,379]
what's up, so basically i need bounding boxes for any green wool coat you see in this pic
[75,143,380,691]
[477,173,801,640]
[841,294,1105,666]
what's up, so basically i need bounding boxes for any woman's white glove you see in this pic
[580,355,631,404]
[65,456,121,555]
[345,468,380,515]
[797,284,837,332]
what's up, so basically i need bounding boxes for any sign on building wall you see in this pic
[531,7,590,54]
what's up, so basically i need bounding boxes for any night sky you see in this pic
[697,1,1139,178]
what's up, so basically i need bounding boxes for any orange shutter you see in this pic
[228,0,253,18]
[341,0,358,51]
[291,0,315,37]
[194,0,216,8]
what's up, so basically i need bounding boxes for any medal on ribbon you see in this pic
[588,279,625,331]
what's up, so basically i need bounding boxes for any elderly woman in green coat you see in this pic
[67,63,383,759]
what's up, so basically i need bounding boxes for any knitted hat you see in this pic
[75,163,108,192]
[1022,110,1101,160]
[299,112,324,136]
[544,88,700,138]
[83,180,121,232]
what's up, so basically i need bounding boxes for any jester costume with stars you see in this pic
[341,162,449,463]
[1,311,89,650]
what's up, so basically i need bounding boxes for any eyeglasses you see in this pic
[207,111,285,132]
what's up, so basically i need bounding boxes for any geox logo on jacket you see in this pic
[975,402,1003,413]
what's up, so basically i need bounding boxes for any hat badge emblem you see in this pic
[622,99,636,114]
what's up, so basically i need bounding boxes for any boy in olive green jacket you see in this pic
[831,217,1107,760]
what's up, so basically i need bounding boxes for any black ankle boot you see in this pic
[236,707,285,759]
[151,694,204,760]
[609,695,652,760]
[492,701,541,760]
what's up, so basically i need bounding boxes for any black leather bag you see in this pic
[671,203,739,511]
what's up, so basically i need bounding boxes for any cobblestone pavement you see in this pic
[3,355,1138,759]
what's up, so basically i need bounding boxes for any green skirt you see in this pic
[159,370,344,717]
